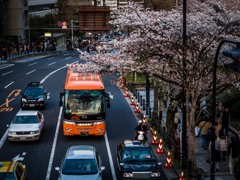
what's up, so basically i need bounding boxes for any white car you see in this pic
[55,145,105,180]
[8,110,44,142]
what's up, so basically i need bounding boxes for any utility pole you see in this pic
[181,0,187,170]
[71,20,80,49]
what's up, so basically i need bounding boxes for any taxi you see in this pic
[0,161,26,180]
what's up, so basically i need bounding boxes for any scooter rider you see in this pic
[135,120,148,140]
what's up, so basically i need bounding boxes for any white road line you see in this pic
[48,57,55,60]
[4,81,14,88]
[104,132,117,180]
[26,70,36,75]
[65,57,71,60]
[28,62,37,66]
[45,106,63,180]
[48,62,56,66]
[1,71,13,76]
[0,128,9,149]
[0,64,14,70]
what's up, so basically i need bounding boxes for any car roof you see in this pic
[65,145,96,160]
[0,161,18,172]
[16,110,39,116]
[123,140,150,148]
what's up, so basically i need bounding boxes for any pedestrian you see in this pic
[198,118,212,150]
[215,120,222,139]
[221,108,231,136]
[219,130,227,165]
[228,136,239,174]
[209,135,222,171]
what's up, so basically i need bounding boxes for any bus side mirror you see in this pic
[59,92,64,107]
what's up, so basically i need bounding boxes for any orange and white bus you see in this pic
[59,64,110,136]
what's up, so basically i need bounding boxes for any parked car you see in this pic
[0,161,26,180]
[21,82,49,110]
[8,110,45,142]
[55,145,105,180]
[116,140,162,179]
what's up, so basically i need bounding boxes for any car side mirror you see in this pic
[59,92,64,107]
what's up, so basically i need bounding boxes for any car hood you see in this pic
[23,95,43,99]
[122,160,158,171]
[9,124,40,131]
[60,174,101,180]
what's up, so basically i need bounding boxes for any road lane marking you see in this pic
[28,62,37,66]
[45,105,63,180]
[104,132,117,180]
[26,70,36,75]
[65,56,71,60]
[48,62,56,66]
[1,71,13,76]
[48,57,55,60]
[4,81,14,89]
[0,64,14,70]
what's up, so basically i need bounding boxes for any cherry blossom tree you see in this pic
[80,0,240,165]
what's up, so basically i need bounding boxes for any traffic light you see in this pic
[223,48,240,62]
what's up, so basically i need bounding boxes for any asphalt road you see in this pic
[0,51,167,180]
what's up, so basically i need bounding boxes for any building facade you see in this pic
[0,0,29,44]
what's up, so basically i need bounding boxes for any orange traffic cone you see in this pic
[134,103,140,113]
[179,171,184,180]
[130,96,135,106]
[151,131,158,145]
[124,88,129,97]
[142,115,147,124]
[164,152,172,169]
[156,139,164,154]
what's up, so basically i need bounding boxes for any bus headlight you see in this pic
[151,172,161,177]
[123,173,133,178]
[65,128,72,131]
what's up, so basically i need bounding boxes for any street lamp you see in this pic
[211,39,240,180]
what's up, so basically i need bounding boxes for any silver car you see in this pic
[55,145,105,180]
[8,110,44,141]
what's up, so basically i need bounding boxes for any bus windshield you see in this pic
[64,90,104,115]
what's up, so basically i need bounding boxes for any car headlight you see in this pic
[30,130,40,134]
[151,172,161,177]
[8,131,16,135]
[21,98,27,102]
[123,173,133,178]
[38,98,44,102]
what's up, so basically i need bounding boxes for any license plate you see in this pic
[20,137,26,140]
[80,132,89,136]
[29,104,35,107]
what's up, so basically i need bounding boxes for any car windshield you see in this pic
[12,115,39,124]
[24,88,43,96]
[123,147,155,162]
[62,159,98,175]
[0,172,16,180]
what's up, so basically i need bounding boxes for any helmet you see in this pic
[138,120,142,124]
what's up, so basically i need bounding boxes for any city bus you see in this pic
[59,64,110,136]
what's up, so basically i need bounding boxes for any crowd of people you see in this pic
[197,102,240,178]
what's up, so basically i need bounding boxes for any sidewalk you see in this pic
[120,86,238,179]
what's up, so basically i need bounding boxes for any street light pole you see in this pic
[211,38,239,180]
[71,20,74,49]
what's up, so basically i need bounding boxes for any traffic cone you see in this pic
[124,88,129,97]
[179,171,184,180]
[134,103,140,113]
[156,139,164,154]
[142,115,147,124]
[151,131,158,145]
[164,152,172,169]
[130,96,135,105]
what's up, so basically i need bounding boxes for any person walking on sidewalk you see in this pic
[209,135,222,171]
[222,108,231,136]
[198,118,212,150]
[228,136,239,174]
[219,130,228,165]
